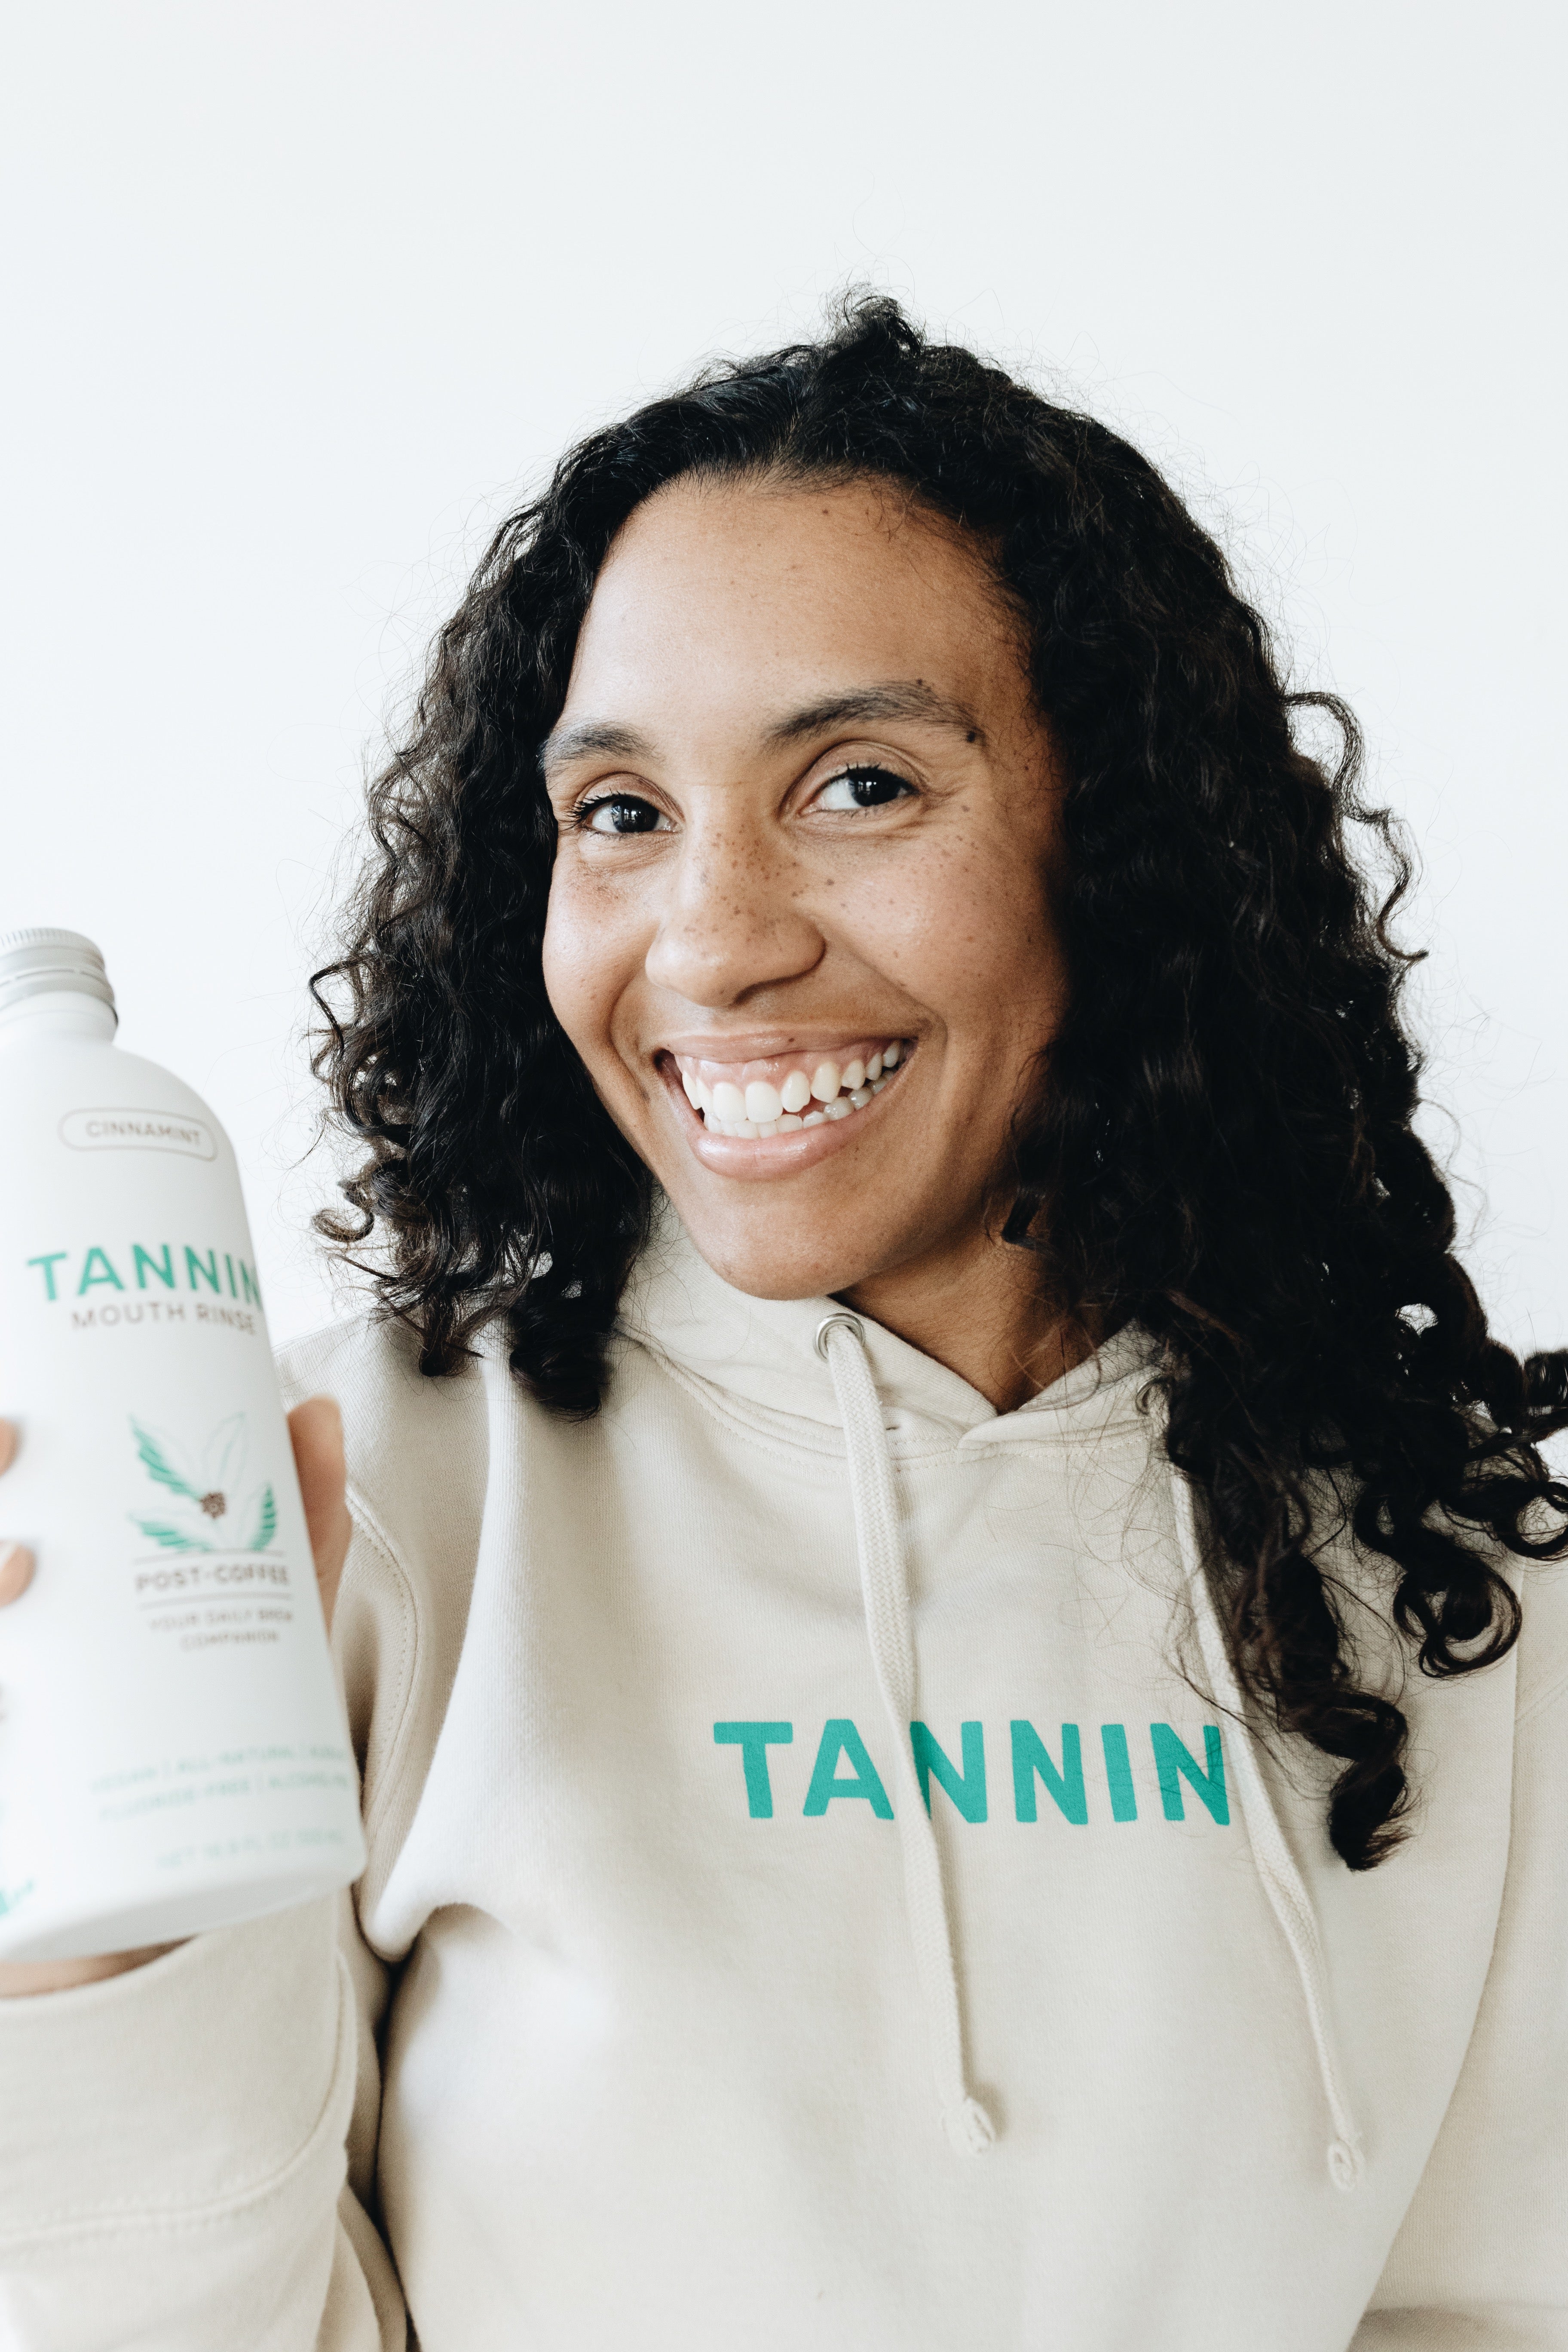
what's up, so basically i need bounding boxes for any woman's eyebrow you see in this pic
[540,720,654,779]
[764,681,984,745]
[540,680,983,780]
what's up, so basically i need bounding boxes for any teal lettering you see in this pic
[224,1253,237,1298]
[239,1261,263,1308]
[713,1721,793,1818]
[803,1719,893,1818]
[1150,1723,1229,1825]
[26,1252,68,1302]
[1011,1721,1087,1824]
[1100,1724,1138,1822]
[77,1246,125,1295]
[133,1243,175,1291]
[184,1246,220,1294]
[910,1720,987,1822]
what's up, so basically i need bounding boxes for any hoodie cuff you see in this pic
[0,1897,343,2241]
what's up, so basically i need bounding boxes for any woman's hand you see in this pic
[0,1396,351,1997]
[282,1396,352,1639]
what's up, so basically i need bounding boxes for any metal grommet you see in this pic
[814,1311,864,1360]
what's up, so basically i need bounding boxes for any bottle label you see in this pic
[58,1106,219,1160]
[0,1054,364,1959]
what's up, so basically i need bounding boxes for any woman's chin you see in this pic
[666,1216,871,1304]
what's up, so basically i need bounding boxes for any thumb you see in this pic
[287,1395,351,1634]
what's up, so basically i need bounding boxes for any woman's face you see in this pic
[541,475,1068,1304]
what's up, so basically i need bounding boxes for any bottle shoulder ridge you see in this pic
[0,1030,220,1124]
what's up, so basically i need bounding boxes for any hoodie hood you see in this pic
[617,1199,1159,1452]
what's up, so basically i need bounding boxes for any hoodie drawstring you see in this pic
[815,1312,997,2159]
[816,1309,1362,2188]
[1170,1468,1366,2194]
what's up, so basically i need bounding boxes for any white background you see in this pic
[2,2,1562,1357]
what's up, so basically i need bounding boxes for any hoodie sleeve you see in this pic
[1352,1649,1568,2347]
[0,1892,404,2352]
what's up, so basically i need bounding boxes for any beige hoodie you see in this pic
[2,1213,1565,2350]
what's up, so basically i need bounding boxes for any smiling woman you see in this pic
[5,297,1568,2351]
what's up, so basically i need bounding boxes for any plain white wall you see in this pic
[3,0,1562,1357]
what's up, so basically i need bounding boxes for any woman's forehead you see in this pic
[560,475,1025,742]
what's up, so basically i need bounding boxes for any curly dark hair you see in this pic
[313,294,1568,1871]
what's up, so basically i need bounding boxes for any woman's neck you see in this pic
[839,1221,1092,1414]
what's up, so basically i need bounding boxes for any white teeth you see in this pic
[693,1042,906,1141]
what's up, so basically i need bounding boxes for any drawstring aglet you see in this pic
[946,2095,998,2158]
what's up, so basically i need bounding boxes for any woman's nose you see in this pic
[643,832,823,1009]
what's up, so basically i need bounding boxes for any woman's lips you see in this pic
[655,1040,914,1175]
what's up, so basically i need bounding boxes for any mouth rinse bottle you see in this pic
[0,928,364,1960]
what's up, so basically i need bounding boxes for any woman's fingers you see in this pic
[0,1944,178,1999]
[0,1421,33,1605]
[287,1395,351,1635]
[0,1543,34,1605]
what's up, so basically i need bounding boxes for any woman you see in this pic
[3,299,1565,2350]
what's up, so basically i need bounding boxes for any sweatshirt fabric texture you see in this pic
[2,1211,1566,2350]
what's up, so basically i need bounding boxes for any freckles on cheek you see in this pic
[873,855,990,977]
[894,841,1054,1008]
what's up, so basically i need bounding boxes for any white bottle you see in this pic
[0,929,365,1960]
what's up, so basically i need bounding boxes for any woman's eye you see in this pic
[579,796,671,836]
[815,765,916,814]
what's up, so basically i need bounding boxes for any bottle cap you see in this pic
[0,928,117,1019]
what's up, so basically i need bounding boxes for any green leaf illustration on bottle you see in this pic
[245,1482,277,1551]
[129,1416,277,1553]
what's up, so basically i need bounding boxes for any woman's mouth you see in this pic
[671,1038,910,1137]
